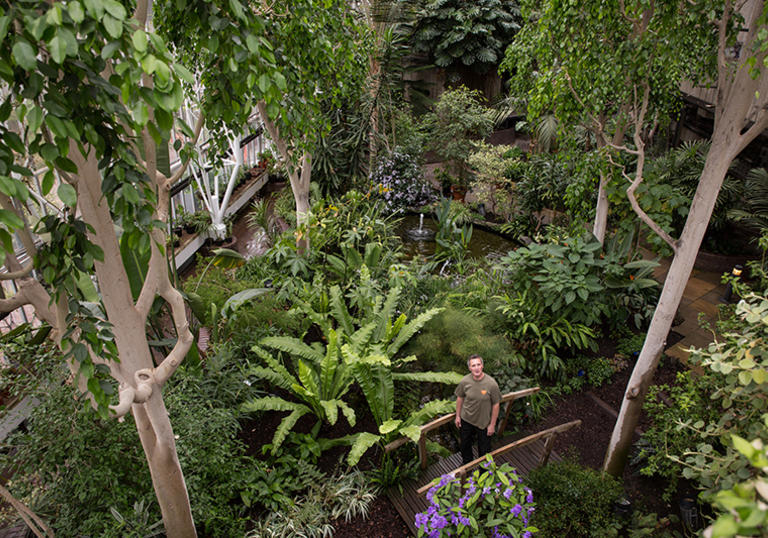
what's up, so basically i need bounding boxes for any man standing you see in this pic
[455,354,502,465]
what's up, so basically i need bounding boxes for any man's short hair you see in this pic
[467,354,483,368]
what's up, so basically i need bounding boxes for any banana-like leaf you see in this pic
[319,399,338,425]
[261,336,324,363]
[247,366,293,390]
[392,371,463,384]
[337,399,357,427]
[387,307,444,356]
[221,288,271,318]
[346,432,380,466]
[211,248,246,268]
[330,285,354,335]
[379,419,402,435]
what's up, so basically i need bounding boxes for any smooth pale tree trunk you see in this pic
[604,0,768,475]
[593,115,627,244]
[257,100,312,253]
[592,171,609,244]
[74,148,197,536]
[603,152,731,475]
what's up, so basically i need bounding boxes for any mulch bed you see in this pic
[326,339,690,536]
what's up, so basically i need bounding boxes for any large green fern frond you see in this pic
[372,286,401,342]
[260,336,324,363]
[250,346,295,387]
[401,399,455,428]
[392,371,463,384]
[346,432,380,466]
[246,366,293,391]
[386,307,445,356]
[330,285,354,334]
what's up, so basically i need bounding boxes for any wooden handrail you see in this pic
[416,419,582,496]
[383,387,541,468]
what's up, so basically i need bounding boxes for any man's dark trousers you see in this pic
[460,420,490,464]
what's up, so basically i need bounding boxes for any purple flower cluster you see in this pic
[370,151,437,214]
[414,458,537,537]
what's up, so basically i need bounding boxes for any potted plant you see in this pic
[175,206,196,235]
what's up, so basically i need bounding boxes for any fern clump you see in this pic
[405,306,516,373]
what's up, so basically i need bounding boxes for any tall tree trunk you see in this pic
[75,148,196,536]
[593,116,627,244]
[134,395,196,537]
[603,150,731,475]
[604,0,768,475]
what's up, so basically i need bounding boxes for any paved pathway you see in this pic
[650,256,729,363]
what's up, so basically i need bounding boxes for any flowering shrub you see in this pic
[415,457,537,537]
[370,150,436,214]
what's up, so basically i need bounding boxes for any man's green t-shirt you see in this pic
[455,373,501,429]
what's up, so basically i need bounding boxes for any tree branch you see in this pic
[167,111,205,186]
[624,83,678,252]
[0,264,33,280]
[0,483,54,538]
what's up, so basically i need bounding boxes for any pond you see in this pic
[396,214,519,260]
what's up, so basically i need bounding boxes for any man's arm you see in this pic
[455,397,464,428]
[487,402,500,436]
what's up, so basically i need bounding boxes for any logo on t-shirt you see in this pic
[481,390,487,395]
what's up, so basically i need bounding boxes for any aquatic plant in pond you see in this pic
[415,457,537,537]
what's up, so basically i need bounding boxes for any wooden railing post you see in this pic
[418,432,428,469]
[539,433,556,466]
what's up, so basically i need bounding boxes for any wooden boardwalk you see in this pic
[388,437,563,536]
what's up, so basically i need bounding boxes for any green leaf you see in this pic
[221,288,270,318]
[41,171,54,195]
[49,34,67,64]
[103,0,127,20]
[0,16,10,43]
[68,1,85,23]
[0,209,23,230]
[174,63,194,84]
[379,419,402,435]
[102,14,122,39]
[12,40,37,71]
[58,183,77,208]
[346,432,379,466]
[132,30,148,52]
[210,247,246,269]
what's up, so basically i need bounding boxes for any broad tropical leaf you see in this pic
[319,399,339,425]
[297,360,320,397]
[330,285,354,334]
[346,432,380,466]
[399,424,422,442]
[210,247,246,268]
[392,371,463,384]
[251,346,295,387]
[261,336,324,363]
[247,366,293,390]
[386,307,444,356]
[221,288,271,317]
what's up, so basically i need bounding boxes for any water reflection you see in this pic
[396,215,518,260]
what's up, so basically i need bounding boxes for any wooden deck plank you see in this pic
[388,441,563,536]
